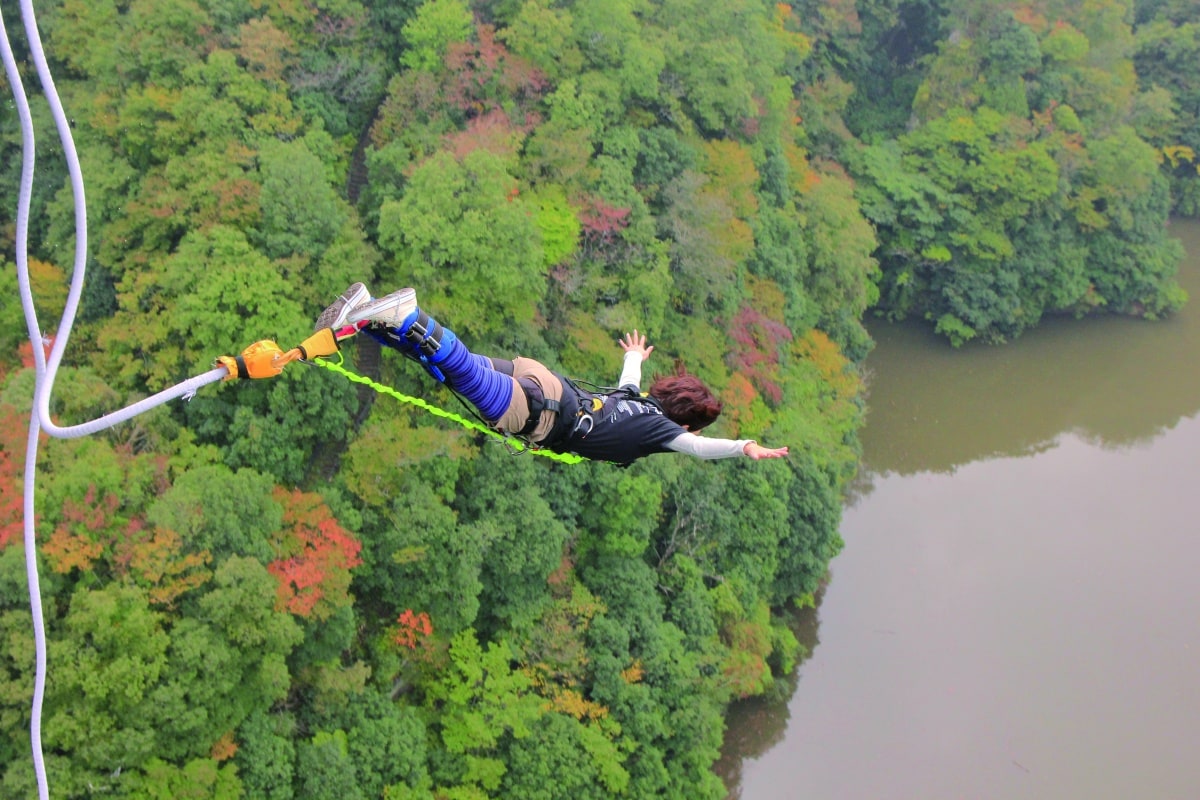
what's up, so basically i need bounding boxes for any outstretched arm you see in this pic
[666,433,789,460]
[617,329,654,389]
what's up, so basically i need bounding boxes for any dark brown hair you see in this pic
[648,362,722,431]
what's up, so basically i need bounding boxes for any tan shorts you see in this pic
[492,357,563,443]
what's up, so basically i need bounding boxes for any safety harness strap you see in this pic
[517,376,563,436]
[538,375,593,451]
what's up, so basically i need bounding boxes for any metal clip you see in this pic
[502,436,530,456]
[573,413,595,438]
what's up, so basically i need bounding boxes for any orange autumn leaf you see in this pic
[268,488,362,620]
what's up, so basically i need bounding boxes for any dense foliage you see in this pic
[795,0,1192,344]
[0,0,1191,797]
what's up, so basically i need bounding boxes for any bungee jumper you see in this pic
[317,283,790,466]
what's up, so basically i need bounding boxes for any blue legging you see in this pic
[365,313,512,422]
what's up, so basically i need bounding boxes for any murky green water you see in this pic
[719,219,1200,799]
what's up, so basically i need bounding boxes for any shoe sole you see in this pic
[347,288,418,327]
[316,282,371,330]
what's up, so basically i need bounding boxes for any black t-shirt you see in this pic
[560,390,685,464]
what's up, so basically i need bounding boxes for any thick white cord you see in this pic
[1,5,227,797]
[18,418,47,800]
[1,9,51,798]
[14,0,228,438]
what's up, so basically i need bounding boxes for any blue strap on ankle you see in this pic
[362,326,446,383]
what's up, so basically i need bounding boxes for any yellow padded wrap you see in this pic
[237,340,286,379]
[217,332,336,381]
[297,328,339,360]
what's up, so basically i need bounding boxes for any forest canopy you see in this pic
[0,0,1194,797]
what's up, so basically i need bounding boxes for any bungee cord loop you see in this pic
[3,0,586,794]
[0,6,343,796]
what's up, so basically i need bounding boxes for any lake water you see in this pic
[719,219,1200,799]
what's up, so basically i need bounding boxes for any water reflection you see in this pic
[860,221,1200,479]
[718,219,1200,798]
[715,603,821,798]
[730,425,1200,799]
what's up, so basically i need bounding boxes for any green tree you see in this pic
[455,448,570,630]
[41,584,170,795]
[571,0,666,106]
[98,224,304,388]
[235,710,297,800]
[326,689,431,798]
[377,150,545,342]
[351,468,484,637]
[499,0,584,81]
[146,464,281,563]
[580,560,727,800]
[652,0,798,134]
[0,546,60,785]
[425,630,544,796]
[287,2,389,138]
[258,137,349,263]
[295,730,363,800]
[577,470,664,561]
[499,712,628,800]
[196,556,304,702]
[659,170,747,316]
[795,166,879,354]
[1134,3,1200,215]
[121,758,242,800]
[400,0,473,73]
[200,370,358,486]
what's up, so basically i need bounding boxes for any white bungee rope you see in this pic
[6,2,227,439]
[1,4,225,797]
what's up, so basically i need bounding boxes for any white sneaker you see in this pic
[347,288,418,327]
[315,282,371,331]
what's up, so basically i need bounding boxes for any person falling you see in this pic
[317,284,789,466]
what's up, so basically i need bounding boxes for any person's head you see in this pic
[648,363,722,431]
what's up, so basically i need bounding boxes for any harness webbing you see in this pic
[312,354,585,464]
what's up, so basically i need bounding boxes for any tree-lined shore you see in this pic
[0,0,1194,796]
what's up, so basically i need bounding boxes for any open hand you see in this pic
[619,329,655,361]
[743,443,789,460]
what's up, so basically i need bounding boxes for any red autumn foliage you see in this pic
[394,608,434,649]
[41,486,120,573]
[210,730,239,762]
[728,305,793,404]
[268,488,362,620]
[0,404,33,549]
[444,107,522,160]
[20,336,53,368]
[577,196,631,243]
[0,458,22,550]
[445,25,548,119]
